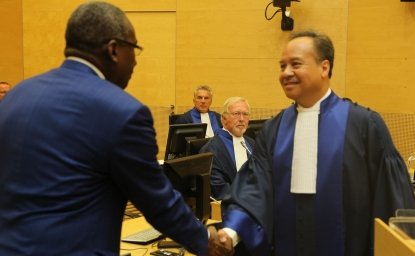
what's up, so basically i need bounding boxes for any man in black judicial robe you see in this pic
[214,30,415,256]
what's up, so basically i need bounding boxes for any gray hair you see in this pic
[65,1,133,52]
[222,96,250,115]
[193,85,213,98]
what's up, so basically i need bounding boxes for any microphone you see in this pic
[241,141,252,155]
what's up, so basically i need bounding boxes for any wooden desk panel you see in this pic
[375,218,415,256]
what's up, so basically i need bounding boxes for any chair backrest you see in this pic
[169,114,183,125]
[186,138,211,156]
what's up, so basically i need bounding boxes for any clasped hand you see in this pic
[207,226,234,256]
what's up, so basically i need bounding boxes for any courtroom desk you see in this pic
[120,217,194,256]
[375,218,415,256]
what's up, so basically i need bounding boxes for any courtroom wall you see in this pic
[2,0,415,159]
[0,0,23,87]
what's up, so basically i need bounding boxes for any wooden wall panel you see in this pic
[115,0,176,11]
[346,1,415,113]
[176,0,348,110]
[16,0,415,158]
[0,0,23,86]
[22,1,81,78]
[125,12,176,108]
[175,57,286,109]
[21,0,176,105]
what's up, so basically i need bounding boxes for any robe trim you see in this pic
[272,93,349,255]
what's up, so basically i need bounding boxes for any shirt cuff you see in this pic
[222,227,240,247]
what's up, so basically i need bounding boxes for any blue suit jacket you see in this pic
[0,60,207,255]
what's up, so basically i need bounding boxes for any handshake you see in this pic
[207,226,234,256]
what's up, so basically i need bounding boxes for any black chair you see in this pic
[185,138,211,156]
[168,113,183,125]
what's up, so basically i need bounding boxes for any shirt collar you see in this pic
[66,56,105,80]
[297,88,332,112]
[222,128,243,139]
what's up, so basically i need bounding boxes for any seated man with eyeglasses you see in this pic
[175,85,222,138]
[200,96,254,200]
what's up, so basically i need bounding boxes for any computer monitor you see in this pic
[185,138,211,156]
[163,152,213,224]
[244,119,268,140]
[164,123,207,160]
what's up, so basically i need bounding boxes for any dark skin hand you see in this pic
[207,226,234,256]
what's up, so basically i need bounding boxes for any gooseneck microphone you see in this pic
[241,141,252,155]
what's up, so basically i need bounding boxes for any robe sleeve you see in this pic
[367,111,415,220]
[222,112,284,255]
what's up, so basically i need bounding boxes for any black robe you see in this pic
[222,92,415,256]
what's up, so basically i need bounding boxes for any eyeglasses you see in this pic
[114,38,143,56]
[227,112,250,118]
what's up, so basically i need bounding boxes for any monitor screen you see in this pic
[185,138,211,156]
[244,119,268,140]
[164,123,207,160]
[163,152,214,224]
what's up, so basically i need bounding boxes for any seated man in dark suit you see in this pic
[175,85,222,137]
[200,97,254,200]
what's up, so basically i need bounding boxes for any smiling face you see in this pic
[279,36,330,107]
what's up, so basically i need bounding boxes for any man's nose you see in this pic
[281,66,294,76]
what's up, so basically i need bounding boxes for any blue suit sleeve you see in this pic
[110,106,208,255]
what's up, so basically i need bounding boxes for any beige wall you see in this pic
[4,0,415,110]
[347,1,415,113]
[0,0,23,86]
[2,0,415,159]
[175,1,348,110]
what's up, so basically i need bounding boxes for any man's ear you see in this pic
[320,59,330,78]
[221,114,226,124]
[106,40,119,62]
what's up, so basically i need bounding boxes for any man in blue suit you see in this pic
[0,2,232,255]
